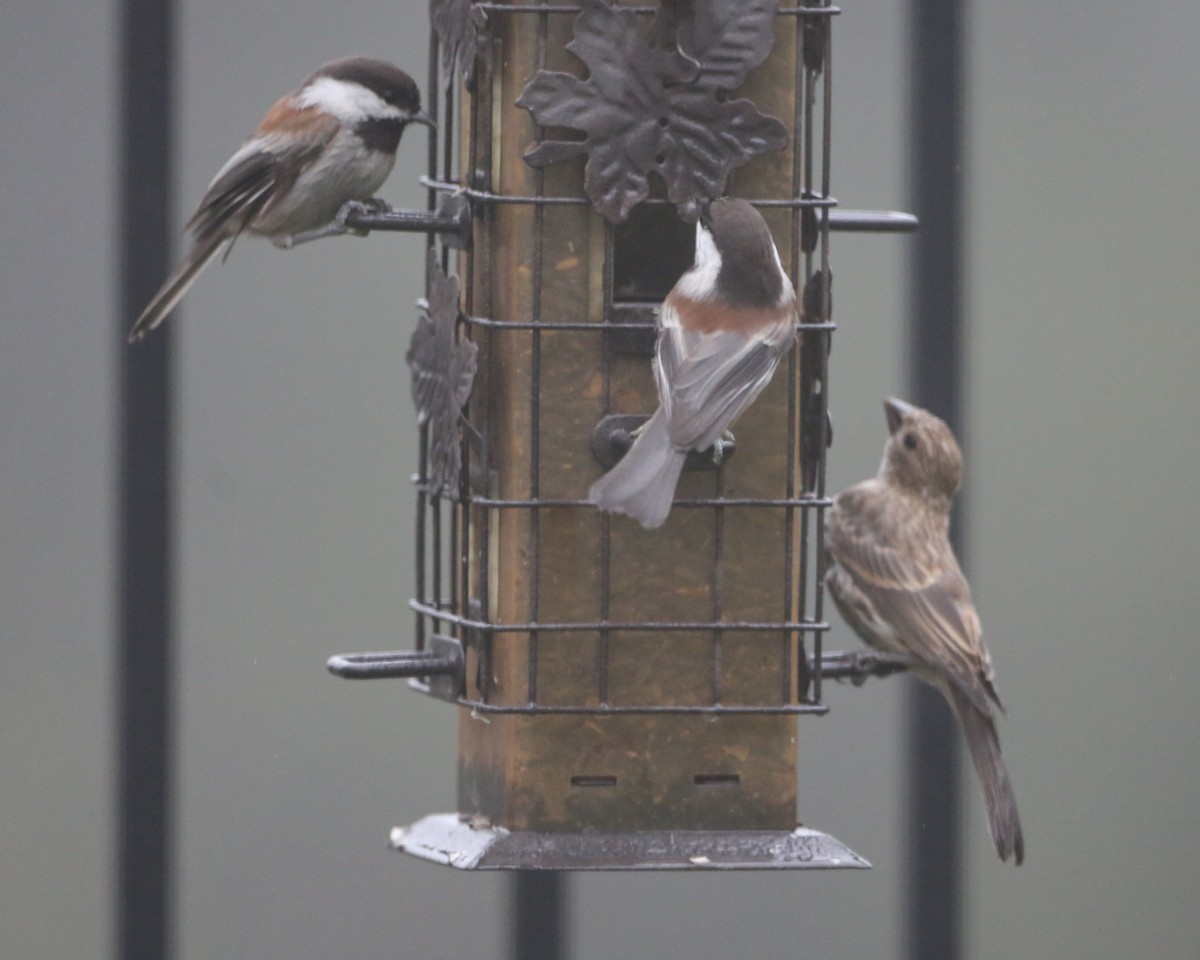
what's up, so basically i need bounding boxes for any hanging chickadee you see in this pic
[589,197,797,529]
[825,398,1024,864]
[127,56,433,342]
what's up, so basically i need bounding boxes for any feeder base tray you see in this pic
[392,813,869,871]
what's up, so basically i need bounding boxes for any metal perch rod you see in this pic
[328,647,912,684]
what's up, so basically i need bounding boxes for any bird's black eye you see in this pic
[903,432,918,450]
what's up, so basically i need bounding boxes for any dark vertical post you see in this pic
[511,872,567,960]
[907,2,965,959]
[118,1,175,959]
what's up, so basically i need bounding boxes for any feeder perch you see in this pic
[328,0,916,871]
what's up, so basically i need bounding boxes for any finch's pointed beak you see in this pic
[884,397,916,434]
[411,110,436,129]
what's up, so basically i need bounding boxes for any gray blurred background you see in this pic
[3,1,1198,957]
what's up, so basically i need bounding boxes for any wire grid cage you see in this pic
[407,0,839,719]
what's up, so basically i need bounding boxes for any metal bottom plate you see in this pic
[392,813,870,871]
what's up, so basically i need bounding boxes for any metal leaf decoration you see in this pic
[516,0,788,223]
[408,250,478,496]
[799,267,832,493]
[430,0,485,87]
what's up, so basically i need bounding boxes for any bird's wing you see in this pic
[656,301,795,451]
[828,486,998,716]
[185,105,340,246]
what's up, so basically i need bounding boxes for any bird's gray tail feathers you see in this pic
[127,237,225,343]
[947,684,1025,865]
[588,410,685,529]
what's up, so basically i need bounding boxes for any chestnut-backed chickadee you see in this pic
[589,197,797,528]
[825,399,1024,864]
[127,56,432,342]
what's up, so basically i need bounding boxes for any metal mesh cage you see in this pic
[410,0,839,718]
[325,0,916,866]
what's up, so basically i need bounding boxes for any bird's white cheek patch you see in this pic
[770,243,793,308]
[675,224,722,301]
[297,76,403,123]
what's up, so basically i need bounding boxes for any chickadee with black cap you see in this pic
[825,398,1024,865]
[128,56,433,342]
[589,197,797,529]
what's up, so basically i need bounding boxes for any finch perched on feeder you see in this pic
[824,398,1024,864]
[589,197,797,528]
[128,57,433,342]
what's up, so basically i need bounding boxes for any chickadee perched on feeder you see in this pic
[128,56,433,342]
[589,197,798,529]
[825,398,1025,865]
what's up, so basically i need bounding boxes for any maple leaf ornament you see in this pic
[408,250,478,496]
[430,0,486,87]
[517,0,788,223]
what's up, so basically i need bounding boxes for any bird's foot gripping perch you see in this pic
[817,650,915,687]
[710,430,736,466]
[336,197,391,235]
[282,198,392,248]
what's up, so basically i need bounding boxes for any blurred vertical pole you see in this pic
[512,873,567,960]
[118,0,175,958]
[907,2,965,960]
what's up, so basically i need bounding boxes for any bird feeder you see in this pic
[329,0,916,870]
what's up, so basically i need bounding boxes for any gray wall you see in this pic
[2,1,1197,958]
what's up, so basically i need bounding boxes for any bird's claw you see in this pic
[710,431,735,466]
[849,652,870,687]
[336,197,389,236]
